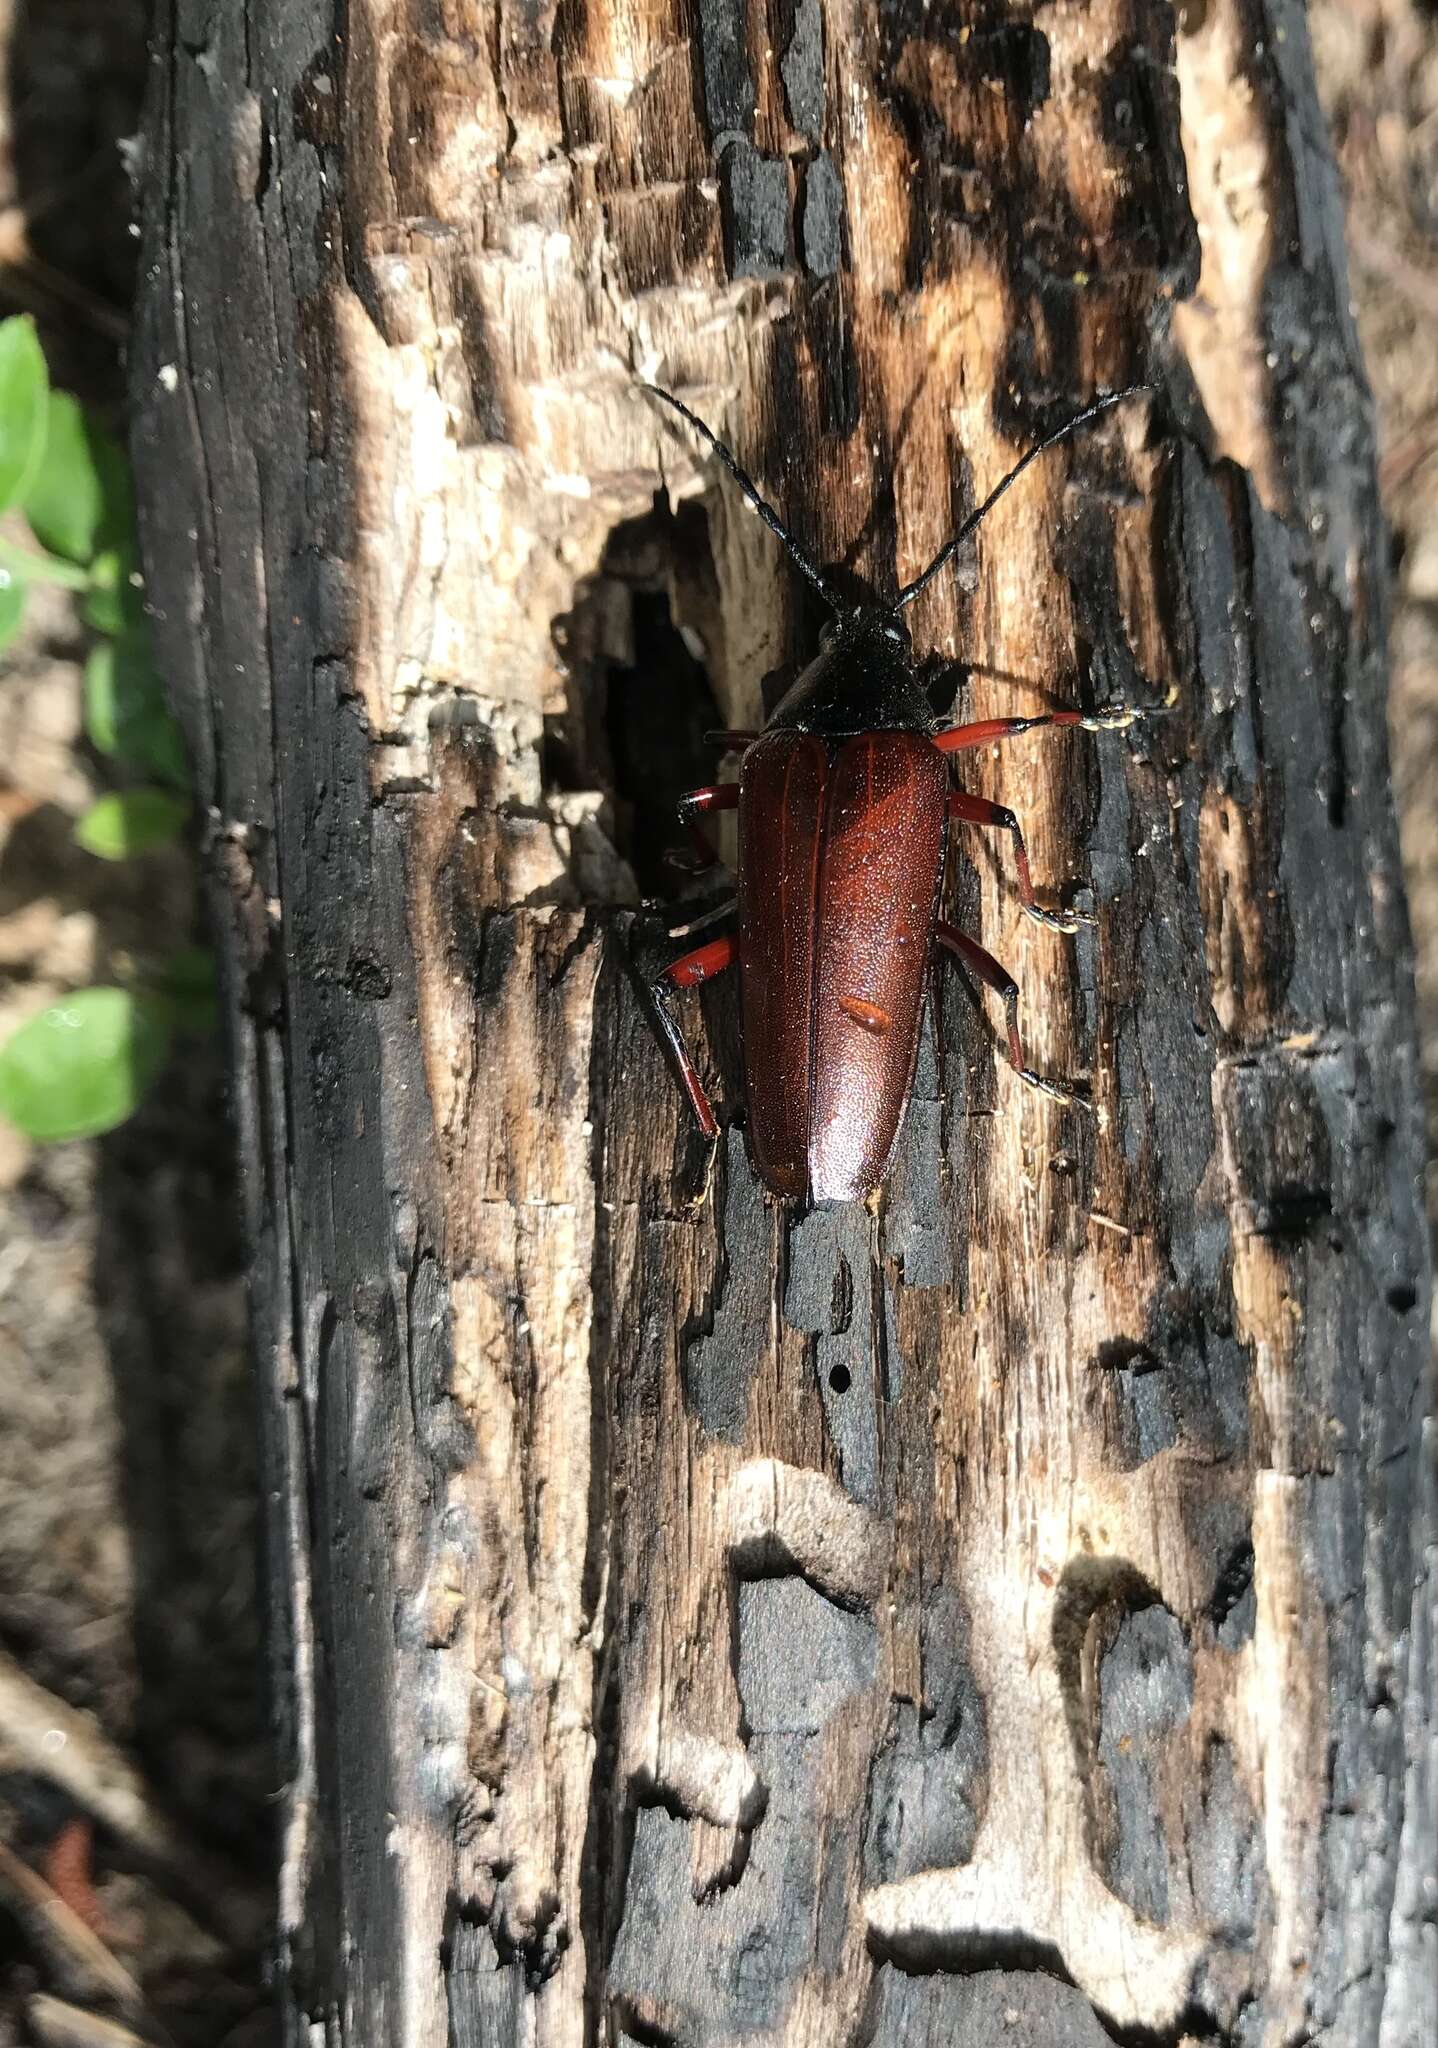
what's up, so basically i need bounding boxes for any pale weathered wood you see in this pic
[131,0,1434,2043]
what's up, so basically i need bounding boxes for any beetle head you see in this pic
[771,605,932,736]
[819,606,912,656]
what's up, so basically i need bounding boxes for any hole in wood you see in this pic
[549,500,724,899]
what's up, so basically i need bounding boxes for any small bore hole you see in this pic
[828,1363,852,1394]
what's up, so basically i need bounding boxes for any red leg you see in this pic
[947,788,1089,935]
[650,935,736,1138]
[673,783,740,870]
[666,935,735,988]
[934,703,1139,755]
[935,922,1088,1109]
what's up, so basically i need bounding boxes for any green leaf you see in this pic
[82,548,127,633]
[75,789,188,860]
[20,394,106,562]
[82,641,120,752]
[80,436,143,631]
[83,633,188,786]
[0,987,171,1142]
[91,427,136,561]
[0,562,25,650]
[0,317,50,513]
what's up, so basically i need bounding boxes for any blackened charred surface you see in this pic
[274,690,463,2030]
[1178,458,1298,1038]
[875,11,1051,163]
[1189,1738,1261,1943]
[785,1205,882,1501]
[737,1575,878,1734]
[292,46,341,152]
[1220,1057,1335,1242]
[1090,1603,1195,1926]
[867,1971,1119,2048]
[992,306,1089,450]
[695,0,756,139]
[874,2,1195,298]
[449,268,511,445]
[1088,1344,1182,1469]
[1067,488,1217,1242]
[864,1585,987,1886]
[135,5,488,2034]
[1207,1541,1256,1648]
[740,312,865,598]
[1090,32,1199,287]
[719,141,790,277]
[801,278,862,440]
[885,1004,954,1291]
[1085,1296,1250,1478]
[684,1130,772,1440]
[444,1917,529,2038]
[798,153,844,280]
[610,1577,879,2038]
[968,22,1052,124]
[778,0,825,142]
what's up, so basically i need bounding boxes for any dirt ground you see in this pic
[0,1,1432,2042]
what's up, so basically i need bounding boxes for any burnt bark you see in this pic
[131,0,1434,2043]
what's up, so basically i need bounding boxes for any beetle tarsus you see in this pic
[1025,901,1098,936]
[1015,1067,1096,1113]
[689,1128,722,1212]
[668,897,738,940]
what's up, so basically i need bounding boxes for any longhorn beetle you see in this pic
[643,381,1153,1206]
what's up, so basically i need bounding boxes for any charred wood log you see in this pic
[132,0,1434,2040]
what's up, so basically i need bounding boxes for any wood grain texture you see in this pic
[130,0,1434,2043]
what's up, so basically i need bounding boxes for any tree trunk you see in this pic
[131,0,1434,2042]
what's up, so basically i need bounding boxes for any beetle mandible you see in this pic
[643,381,1153,1207]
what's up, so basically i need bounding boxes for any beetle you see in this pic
[642,381,1152,1206]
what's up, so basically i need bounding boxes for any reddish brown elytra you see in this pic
[644,382,1153,1207]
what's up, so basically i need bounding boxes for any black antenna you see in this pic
[896,384,1154,611]
[643,383,837,608]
